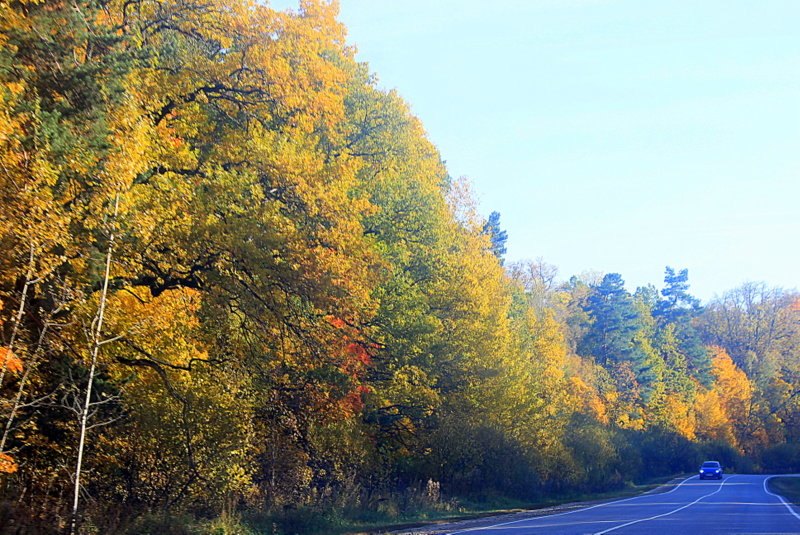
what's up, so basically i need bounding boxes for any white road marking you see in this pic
[593,475,735,534]
[763,475,800,521]
[444,475,696,535]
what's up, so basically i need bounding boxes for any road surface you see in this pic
[444,475,800,535]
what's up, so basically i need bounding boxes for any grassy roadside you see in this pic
[337,474,688,535]
[768,477,800,506]
[127,475,690,534]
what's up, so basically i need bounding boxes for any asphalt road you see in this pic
[444,475,800,535]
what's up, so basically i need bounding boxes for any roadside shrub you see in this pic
[123,512,197,535]
[762,443,800,473]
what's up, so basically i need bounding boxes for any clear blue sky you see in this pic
[272,0,800,303]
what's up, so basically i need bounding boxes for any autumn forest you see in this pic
[1,0,799,533]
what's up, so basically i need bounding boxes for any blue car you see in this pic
[699,461,723,480]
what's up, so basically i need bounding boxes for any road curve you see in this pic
[444,474,800,535]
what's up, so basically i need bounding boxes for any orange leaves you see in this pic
[327,315,347,329]
[345,342,370,366]
[326,315,373,369]
[0,453,18,474]
[318,315,375,419]
[0,347,23,375]
[341,385,370,413]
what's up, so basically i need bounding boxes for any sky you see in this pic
[271,0,800,303]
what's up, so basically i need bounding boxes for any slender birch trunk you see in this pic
[0,242,36,387]
[0,321,49,455]
[69,193,119,535]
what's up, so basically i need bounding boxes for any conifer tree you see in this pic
[579,273,645,367]
[654,267,712,384]
[481,211,508,263]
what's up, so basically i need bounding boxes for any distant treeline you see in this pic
[1,1,798,534]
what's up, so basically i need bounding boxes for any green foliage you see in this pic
[481,211,508,262]
[579,273,646,367]
[653,267,712,384]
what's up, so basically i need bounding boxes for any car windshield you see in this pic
[702,462,720,468]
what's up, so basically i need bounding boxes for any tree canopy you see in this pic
[0,1,797,533]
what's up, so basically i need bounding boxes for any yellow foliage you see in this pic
[569,376,609,425]
[707,346,759,450]
[710,346,753,423]
[663,394,696,440]
[693,388,736,445]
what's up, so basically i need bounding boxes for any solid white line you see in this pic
[444,475,696,535]
[593,475,734,534]
[763,475,800,521]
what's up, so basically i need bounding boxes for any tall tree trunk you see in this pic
[69,193,119,535]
